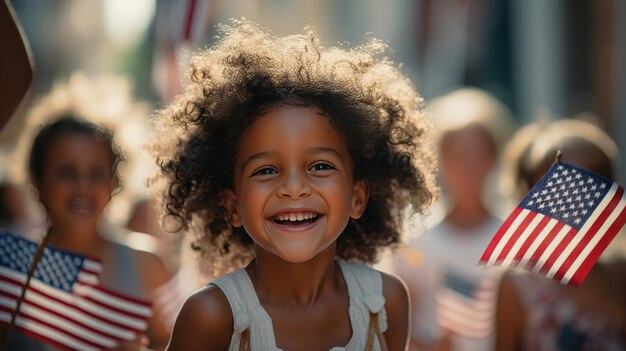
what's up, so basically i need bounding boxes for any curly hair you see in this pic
[152,20,436,273]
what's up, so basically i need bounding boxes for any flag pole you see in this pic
[0,228,52,351]
[553,150,563,165]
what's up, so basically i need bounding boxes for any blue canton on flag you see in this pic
[480,162,626,286]
[521,164,610,230]
[0,231,100,291]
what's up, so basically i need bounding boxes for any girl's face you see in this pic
[440,126,495,202]
[227,106,368,263]
[35,133,114,232]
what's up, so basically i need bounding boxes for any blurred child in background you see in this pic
[4,116,171,350]
[495,118,626,350]
[393,88,514,351]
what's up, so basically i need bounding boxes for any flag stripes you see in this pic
[479,162,626,286]
[436,276,495,339]
[0,231,153,350]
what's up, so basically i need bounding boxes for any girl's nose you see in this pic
[277,169,312,199]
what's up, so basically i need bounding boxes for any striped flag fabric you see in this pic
[435,271,496,339]
[152,0,216,103]
[0,231,153,351]
[480,162,626,286]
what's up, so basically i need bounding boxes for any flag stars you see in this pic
[589,201,595,207]
[574,218,581,225]
[575,173,582,179]
[541,189,548,195]
[584,194,591,200]
[532,192,539,198]
[582,209,588,215]
[563,169,569,175]
[600,183,607,189]
[587,177,594,184]
[563,213,570,219]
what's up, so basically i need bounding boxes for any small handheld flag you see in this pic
[0,231,153,351]
[435,271,496,339]
[479,162,626,286]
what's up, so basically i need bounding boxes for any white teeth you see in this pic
[273,212,318,222]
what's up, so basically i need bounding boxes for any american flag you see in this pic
[153,0,216,103]
[0,231,153,351]
[480,162,626,286]
[435,271,496,339]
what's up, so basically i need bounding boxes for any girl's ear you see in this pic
[350,180,369,219]
[220,189,242,227]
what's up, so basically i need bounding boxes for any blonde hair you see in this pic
[428,87,515,154]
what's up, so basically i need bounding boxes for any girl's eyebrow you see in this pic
[308,147,341,158]
[242,151,275,169]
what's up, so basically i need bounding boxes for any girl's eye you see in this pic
[310,162,335,172]
[57,167,76,180]
[90,169,107,182]
[252,167,278,176]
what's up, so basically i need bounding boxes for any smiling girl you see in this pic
[153,20,436,351]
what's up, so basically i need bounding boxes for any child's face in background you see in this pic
[35,133,113,232]
[228,106,367,263]
[440,125,496,202]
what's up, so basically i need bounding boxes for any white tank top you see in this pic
[210,262,388,350]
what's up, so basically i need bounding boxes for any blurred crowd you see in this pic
[1,0,625,350]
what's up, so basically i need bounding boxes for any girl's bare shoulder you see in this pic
[167,285,233,350]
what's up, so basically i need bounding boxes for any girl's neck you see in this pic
[47,224,104,256]
[446,199,491,229]
[247,244,343,306]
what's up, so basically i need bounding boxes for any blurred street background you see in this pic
[4,1,624,181]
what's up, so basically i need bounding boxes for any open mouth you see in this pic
[271,212,321,226]
[68,200,95,214]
